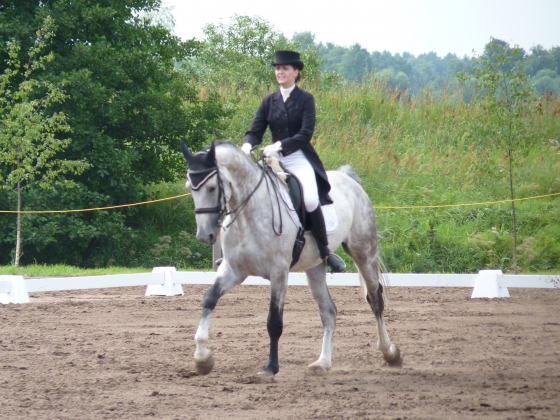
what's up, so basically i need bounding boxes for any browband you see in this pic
[187,169,218,191]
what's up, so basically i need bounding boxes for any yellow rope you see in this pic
[0,191,558,215]
[374,192,560,210]
[0,193,192,214]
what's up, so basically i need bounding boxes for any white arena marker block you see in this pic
[145,267,184,297]
[0,275,30,304]
[471,269,510,299]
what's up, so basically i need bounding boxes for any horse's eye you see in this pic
[208,186,216,192]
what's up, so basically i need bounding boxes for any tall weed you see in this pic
[103,80,558,273]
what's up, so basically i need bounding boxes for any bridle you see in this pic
[187,158,267,229]
[187,166,225,218]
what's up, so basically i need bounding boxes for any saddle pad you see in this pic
[274,176,338,234]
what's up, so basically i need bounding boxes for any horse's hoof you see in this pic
[383,344,402,367]
[257,369,275,382]
[308,361,330,376]
[194,354,215,375]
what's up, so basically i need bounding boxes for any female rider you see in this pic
[242,50,346,273]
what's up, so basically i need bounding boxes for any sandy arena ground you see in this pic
[1,283,559,419]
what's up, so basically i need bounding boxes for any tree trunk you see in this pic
[508,148,518,274]
[14,177,22,267]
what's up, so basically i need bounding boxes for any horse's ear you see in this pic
[205,142,216,163]
[180,141,193,164]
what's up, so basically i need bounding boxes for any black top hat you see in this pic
[271,50,304,70]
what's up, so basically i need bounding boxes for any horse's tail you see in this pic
[358,252,390,307]
[337,165,362,185]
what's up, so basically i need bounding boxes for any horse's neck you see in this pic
[216,147,264,210]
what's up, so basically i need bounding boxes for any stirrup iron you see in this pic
[325,253,346,273]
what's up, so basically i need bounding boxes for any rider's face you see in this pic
[275,65,298,88]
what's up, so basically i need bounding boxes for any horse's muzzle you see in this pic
[195,214,220,245]
[197,231,216,246]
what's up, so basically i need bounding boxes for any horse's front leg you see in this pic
[194,263,245,375]
[258,272,289,377]
[305,263,337,375]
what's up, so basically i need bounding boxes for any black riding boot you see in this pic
[308,205,346,273]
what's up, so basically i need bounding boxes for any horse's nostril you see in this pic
[209,233,214,242]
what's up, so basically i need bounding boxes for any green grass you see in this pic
[216,81,560,274]
[0,263,215,277]
[7,80,558,274]
[0,264,148,277]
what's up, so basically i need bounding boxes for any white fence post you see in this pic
[471,269,510,298]
[145,267,184,297]
[0,275,30,304]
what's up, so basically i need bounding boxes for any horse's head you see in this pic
[181,141,223,245]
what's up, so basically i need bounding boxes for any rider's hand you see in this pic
[262,141,282,157]
[241,143,252,156]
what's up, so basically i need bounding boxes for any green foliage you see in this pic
[0,16,90,265]
[0,186,129,266]
[296,33,560,98]
[524,45,560,76]
[533,69,560,95]
[465,38,535,272]
[220,69,560,273]
[186,15,321,91]
[89,182,212,269]
[0,16,89,192]
[0,8,558,274]
[310,80,559,273]
[0,0,228,266]
[0,264,149,276]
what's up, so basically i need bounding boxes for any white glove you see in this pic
[262,141,283,157]
[241,143,252,156]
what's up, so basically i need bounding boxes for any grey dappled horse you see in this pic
[181,141,401,377]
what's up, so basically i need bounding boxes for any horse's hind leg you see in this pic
[306,264,337,375]
[258,272,289,378]
[343,243,401,366]
[194,263,245,375]
[363,271,401,365]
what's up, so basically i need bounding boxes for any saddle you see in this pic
[262,157,309,227]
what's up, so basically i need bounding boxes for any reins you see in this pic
[260,157,284,236]
[222,162,267,229]
[187,152,283,233]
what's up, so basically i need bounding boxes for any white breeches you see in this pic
[278,150,319,212]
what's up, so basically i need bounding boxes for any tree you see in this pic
[0,16,89,265]
[317,43,347,75]
[339,43,372,82]
[292,31,316,51]
[394,71,410,89]
[533,69,560,95]
[0,0,226,266]
[464,38,534,273]
[189,15,321,90]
